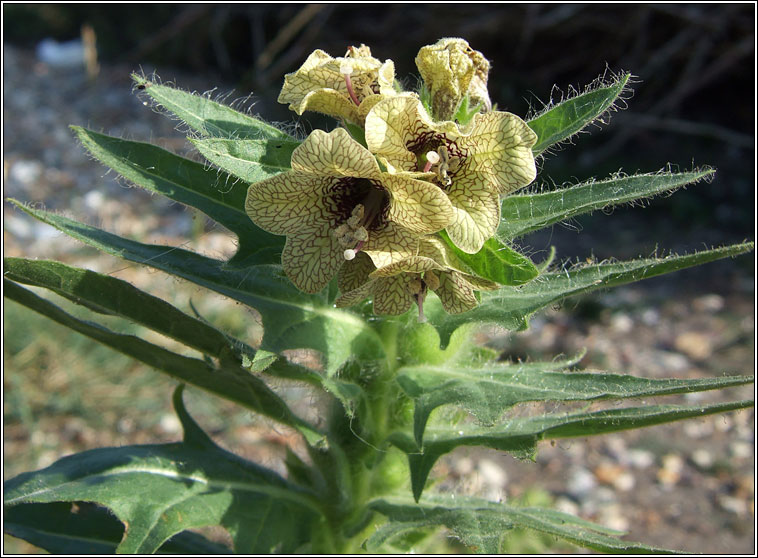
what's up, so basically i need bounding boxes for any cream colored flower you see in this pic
[416,37,492,121]
[365,96,537,254]
[278,45,397,124]
[245,128,454,293]
[335,237,498,319]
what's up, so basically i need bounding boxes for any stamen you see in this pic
[415,292,427,323]
[424,150,440,173]
[341,62,361,107]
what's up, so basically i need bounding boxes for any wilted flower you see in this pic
[335,237,498,319]
[416,37,492,121]
[278,45,397,124]
[245,128,454,293]
[365,95,537,254]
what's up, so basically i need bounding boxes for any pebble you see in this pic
[729,440,753,460]
[692,294,725,313]
[718,495,748,516]
[690,448,714,469]
[657,453,684,487]
[627,448,655,469]
[610,313,634,333]
[158,412,182,435]
[567,466,597,500]
[674,331,713,360]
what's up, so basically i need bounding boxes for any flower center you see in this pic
[406,132,464,189]
[330,178,389,260]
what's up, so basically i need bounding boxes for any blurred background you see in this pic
[4,4,754,554]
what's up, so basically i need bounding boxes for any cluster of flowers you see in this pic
[245,38,538,319]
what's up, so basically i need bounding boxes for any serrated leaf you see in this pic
[191,137,300,183]
[369,495,682,554]
[71,126,283,265]
[3,280,322,444]
[398,358,752,446]
[391,399,752,501]
[132,74,291,140]
[4,502,230,554]
[9,201,385,376]
[528,72,630,155]
[499,169,716,240]
[427,242,754,346]
[3,388,321,554]
[440,232,539,286]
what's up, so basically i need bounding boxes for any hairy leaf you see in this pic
[4,387,320,553]
[427,242,754,346]
[369,495,681,554]
[191,137,300,183]
[4,257,258,365]
[528,72,630,155]
[132,74,292,140]
[397,358,753,446]
[71,126,283,265]
[4,502,230,554]
[4,280,322,443]
[390,400,752,501]
[9,201,385,377]
[499,169,716,240]
[440,232,539,286]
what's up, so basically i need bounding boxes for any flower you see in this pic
[245,128,455,293]
[365,95,537,254]
[278,45,397,124]
[335,237,498,319]
[415,38,492,121]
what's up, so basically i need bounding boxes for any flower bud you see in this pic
[415,38,492,121]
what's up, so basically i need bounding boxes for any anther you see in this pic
[423,150,440,173]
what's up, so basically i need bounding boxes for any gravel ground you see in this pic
[3,44,755,554]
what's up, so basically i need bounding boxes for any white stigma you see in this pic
[426,151,440,165]
[343,249,357,260]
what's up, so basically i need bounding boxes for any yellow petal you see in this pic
[433,270,479,314]
[245,172,334,235]
[281,227,343,293]
[373,274,415,315]
[457,111,538,194]
[337,251,375,292]
[362,221,419,269]
[383,173,455,234]
[278,48,396,122]
[444,178,501,254]
[291,128,381,179]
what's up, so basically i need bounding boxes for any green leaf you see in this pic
[440,232,539,286]
[3,257,257,365]
[398,358,753,446]
[8,201,385,376]
[498,168,716,240]
[132,74,292,140]
[391,399,752,501]
[71,126,283,265]
[369,495,682,554]
[428,242,755,346]
[4,388,321,554]
[528,72,630,155]
[191,137,300,184]
[3,279,322,444]
[4,502,230,554]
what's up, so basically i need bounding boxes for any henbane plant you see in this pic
[3,38,753,553]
